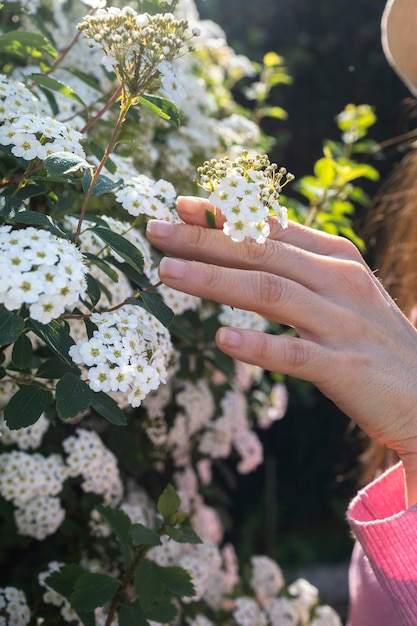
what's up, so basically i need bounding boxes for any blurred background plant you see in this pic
[0,0,392,624]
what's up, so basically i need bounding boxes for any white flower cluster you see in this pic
[0,413,50,450]
[114,174,177,220]
[69,305,173,407]
[0,226,87,323]
[218,305,268,332]
[0,75,85,162]
[233,596,268,626]
[198,152,293,243]
[250,555,285,606]
[0,450,67,539]
[77,7,193,99]
[0,587,30,626]
[63,428,123,505]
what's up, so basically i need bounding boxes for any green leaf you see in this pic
[138,94,181,127]
[164,524,202,544]
[260,105,288,120]
[0,31,58,59]
[71,573,119,612]
[84,273,102,308]
[89,227,144,276]
[118,604,150,626]
[82,170,123,197]
[27,319,75,366]
[4,385,50,430]
[0,308,24,346]
[28,73,87,108]
[96,505,133,565]
[83,254,120,283]
[134,560,164,613]
[91,391,127,426]
[157,566,195,597]
[157,484,181,523]
[62,67,102,92]
[36,357,80,379]
[9,209,67,238]
[11,334,33,370]
[205,208,216,228]
[130,524,161,547]
[44,152,91,177]
[139,292,174,328]
[56,373,93,420]
[314,157,337,187]
[145,600,177,623]
[45,564,86,600]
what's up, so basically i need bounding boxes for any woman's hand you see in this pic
[146,196,417,504]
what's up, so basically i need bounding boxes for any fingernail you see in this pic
[217,328,242,347]
[159,257,187,279]
[146,220,173,238]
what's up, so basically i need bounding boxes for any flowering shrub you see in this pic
[0,0,379,624]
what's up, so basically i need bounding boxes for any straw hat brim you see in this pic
[382,0,417,95]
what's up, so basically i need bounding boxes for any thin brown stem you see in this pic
[74,98,129,244]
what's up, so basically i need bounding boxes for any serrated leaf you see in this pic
[139,292,174,328]
[28,73,87,108]
[0,308,24,346]
[27,319,75,365]
[138,94,181,127]
[4,385,50,430]
[164,524,202,544]
[91,391,127,426]
[89,227,144,276]
[82,170,123,197]
[157,484,181,523]
[44,152,91,177]
[45,564,86,600]
[56,373,93,420]
[130,524,161,547]
[96,505,133,565]
[71,573,119,612]
[134,560,164,613]
[145,600,177,623]
[118,604,149,626]
[11,334,33,370]
[0,31,58,59]
[157,566,195,597]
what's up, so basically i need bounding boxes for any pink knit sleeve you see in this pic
[347,462,417,625]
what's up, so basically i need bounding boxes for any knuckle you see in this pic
[256,272,285,310]
[342,259,375,297]
[244,237,277,265]
[202,262,220,291]
[283,338,310,371]
[331,236,363,262]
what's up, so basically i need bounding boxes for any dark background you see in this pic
[195,0,415,574]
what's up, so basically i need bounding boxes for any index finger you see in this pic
[176,195,363,262]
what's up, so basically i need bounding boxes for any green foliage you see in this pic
[287,103,379,249]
